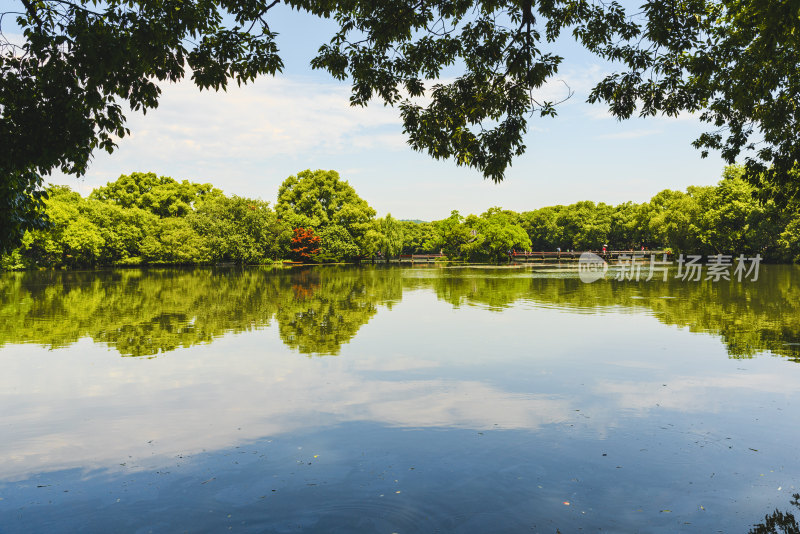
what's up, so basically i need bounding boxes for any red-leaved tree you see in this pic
[290,227,321,262]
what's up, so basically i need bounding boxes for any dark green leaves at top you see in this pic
[588,0,800,204]
[307,0,635,182]
[4,0,800,255]
[2,0,286,251]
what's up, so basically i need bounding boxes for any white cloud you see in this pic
[48,74,416,198]
[593,371,800,415]
[123,76,405,160]
[0,335,573,481]
[39,58,722,218]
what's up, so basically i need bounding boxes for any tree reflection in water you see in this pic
[0,265,798,360]
[749,493,800,534]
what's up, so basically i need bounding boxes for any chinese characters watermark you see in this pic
[578,253,762,284]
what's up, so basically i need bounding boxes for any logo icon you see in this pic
[578,252,608,283]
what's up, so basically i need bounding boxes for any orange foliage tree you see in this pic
[290,227,321,262]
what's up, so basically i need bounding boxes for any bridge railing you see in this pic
[398,254,446,261]
[512,250,669,259]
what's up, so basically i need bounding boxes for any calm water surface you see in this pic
[1,265,799,533]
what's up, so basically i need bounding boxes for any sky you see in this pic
[7,3,727,220]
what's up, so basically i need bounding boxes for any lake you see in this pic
[1,265,799,533]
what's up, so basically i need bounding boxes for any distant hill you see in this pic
[399,219,428,224]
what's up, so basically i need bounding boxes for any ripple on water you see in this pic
[237,493,453,533]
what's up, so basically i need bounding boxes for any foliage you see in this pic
[555,201,613,250]
[276,170,377,260]
[4,0,798,253]
[608,202,647,251]
[461,208,531,262]
[778,218,800,263]
[398,221,437,254]
[192,195,290,263]
[90,172,221,218]
[290,227,321,262]
[422,207,531,262]
[1,0,283,252]
[508,166,800,259]
[317,225,360,262]
[696,170,769,255]
[427,210,471,258]
[377,214,404,259]
[0,170,48,254]
[646,188,707,254]
[147,217,211,264]
[587,0,800,205]
[3,164,800,270]
[276,170,374,228]
[5,177,288,268]
[519,207,563,251]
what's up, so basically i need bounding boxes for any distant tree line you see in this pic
[2,166,800,270]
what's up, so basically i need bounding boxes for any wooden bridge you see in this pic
[397,254,446,263]
[394,250,670,264]
[510,250,670,262]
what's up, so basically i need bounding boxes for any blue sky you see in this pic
[7,3,727,220]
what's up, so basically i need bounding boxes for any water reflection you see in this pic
[1,265,799,359]
[0,267,402,357]
[2,266,800,532]
[430,266,800,360]
[749,493,800,533]
[277,268,403,355]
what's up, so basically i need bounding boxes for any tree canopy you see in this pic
[3,0,799,252]
[3,165,800,269]
[276,169,377,260]
[1,172,290,268]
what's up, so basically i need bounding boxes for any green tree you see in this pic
[23,173,296,267]
[318,225,360,262]
[276,170,377,261]
[82,200,159,264]
[554,201,612,250]
[6,0,798,254]
[378,214,404,260]
[0,171,48,254]
[429,210,472,258]
[20,185,107,267]
[694,168,772,255]
[90,172,220,218]
[148,217,210,264]
[588,0,800,204]
[460,207,531,262]
[608,202,647,250]
[191,195,290,263]
[1,0,282,251]
[647,188,707,254]
[399,221,436,254]
[519,207,564,251]
[778,216,800,263]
